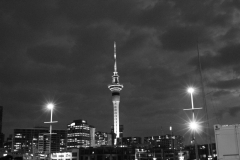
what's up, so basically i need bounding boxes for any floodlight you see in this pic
[187,87,194,94]
[47,103,54,110]
[189,120,199,131]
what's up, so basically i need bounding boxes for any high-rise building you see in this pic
[13,127,67,153]
[67,119,94,149]
[108,42,123,145]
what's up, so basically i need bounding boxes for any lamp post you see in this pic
[44,103,58,160]
[183,87,202,160]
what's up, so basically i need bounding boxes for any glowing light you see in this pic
[47,103,54,110]
[187,87,194,94]
[189,121,199,130]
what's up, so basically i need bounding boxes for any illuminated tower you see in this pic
[108,42,123,145]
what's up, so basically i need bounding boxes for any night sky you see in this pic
[1,0,240,144]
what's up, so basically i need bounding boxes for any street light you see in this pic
[44,103,58,160]
[189,121,199,131]
[183,87,202,160]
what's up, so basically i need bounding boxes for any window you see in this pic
[72,152,77,157]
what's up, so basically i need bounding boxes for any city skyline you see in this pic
[1,1,240,144]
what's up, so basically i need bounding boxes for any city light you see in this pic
[188,120,201,133]
[189,121,199,130]
[187,87,194,94]
[47,103,54,110]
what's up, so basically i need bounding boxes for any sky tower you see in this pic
[108,42,123,145]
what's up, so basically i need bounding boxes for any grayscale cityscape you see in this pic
[0,1,240,160]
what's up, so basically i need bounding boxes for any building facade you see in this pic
[13,127,67,153]
[122,137,142,147]
[67,119,94,149]
[4,134,13,153]
[144,134,184,150]
[95,131,112,147]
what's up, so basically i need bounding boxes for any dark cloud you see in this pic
[218,44,240,65]
[189,43,240,70]
[209,79,240,89]
[27,45,70,65]
[216,105,240,118]
[136,1,177,27]
[173,0,232,27]
[211,90,231,97]
[57,0,137,25]
[160,26,210,52]
[221,27,240,42]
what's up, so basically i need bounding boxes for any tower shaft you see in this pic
[113,101,120,138]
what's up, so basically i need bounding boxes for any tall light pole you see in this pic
[183,87,202,160]
[44,103,58,160]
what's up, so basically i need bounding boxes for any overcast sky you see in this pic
[1,0,240,144]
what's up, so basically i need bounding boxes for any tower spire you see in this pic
[114,41,117,74]
[112,42,120,84]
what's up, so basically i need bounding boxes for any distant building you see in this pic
[95,131,112,147]
[13,127,67,153]
[4,134,13,152]
[38,130,67,153]
[78,147,136,160]
[122,137,141,147]
[111,125,124,145]
[144,134,184,150]
[184,143,217,160]
[76,147,177,160]
[67,119,94,149]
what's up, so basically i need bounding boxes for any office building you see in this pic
[67,119,94,149]
[38,130,67,153]
[108,42,124,145]
[13,127,67,153]
[95,131,112,147]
